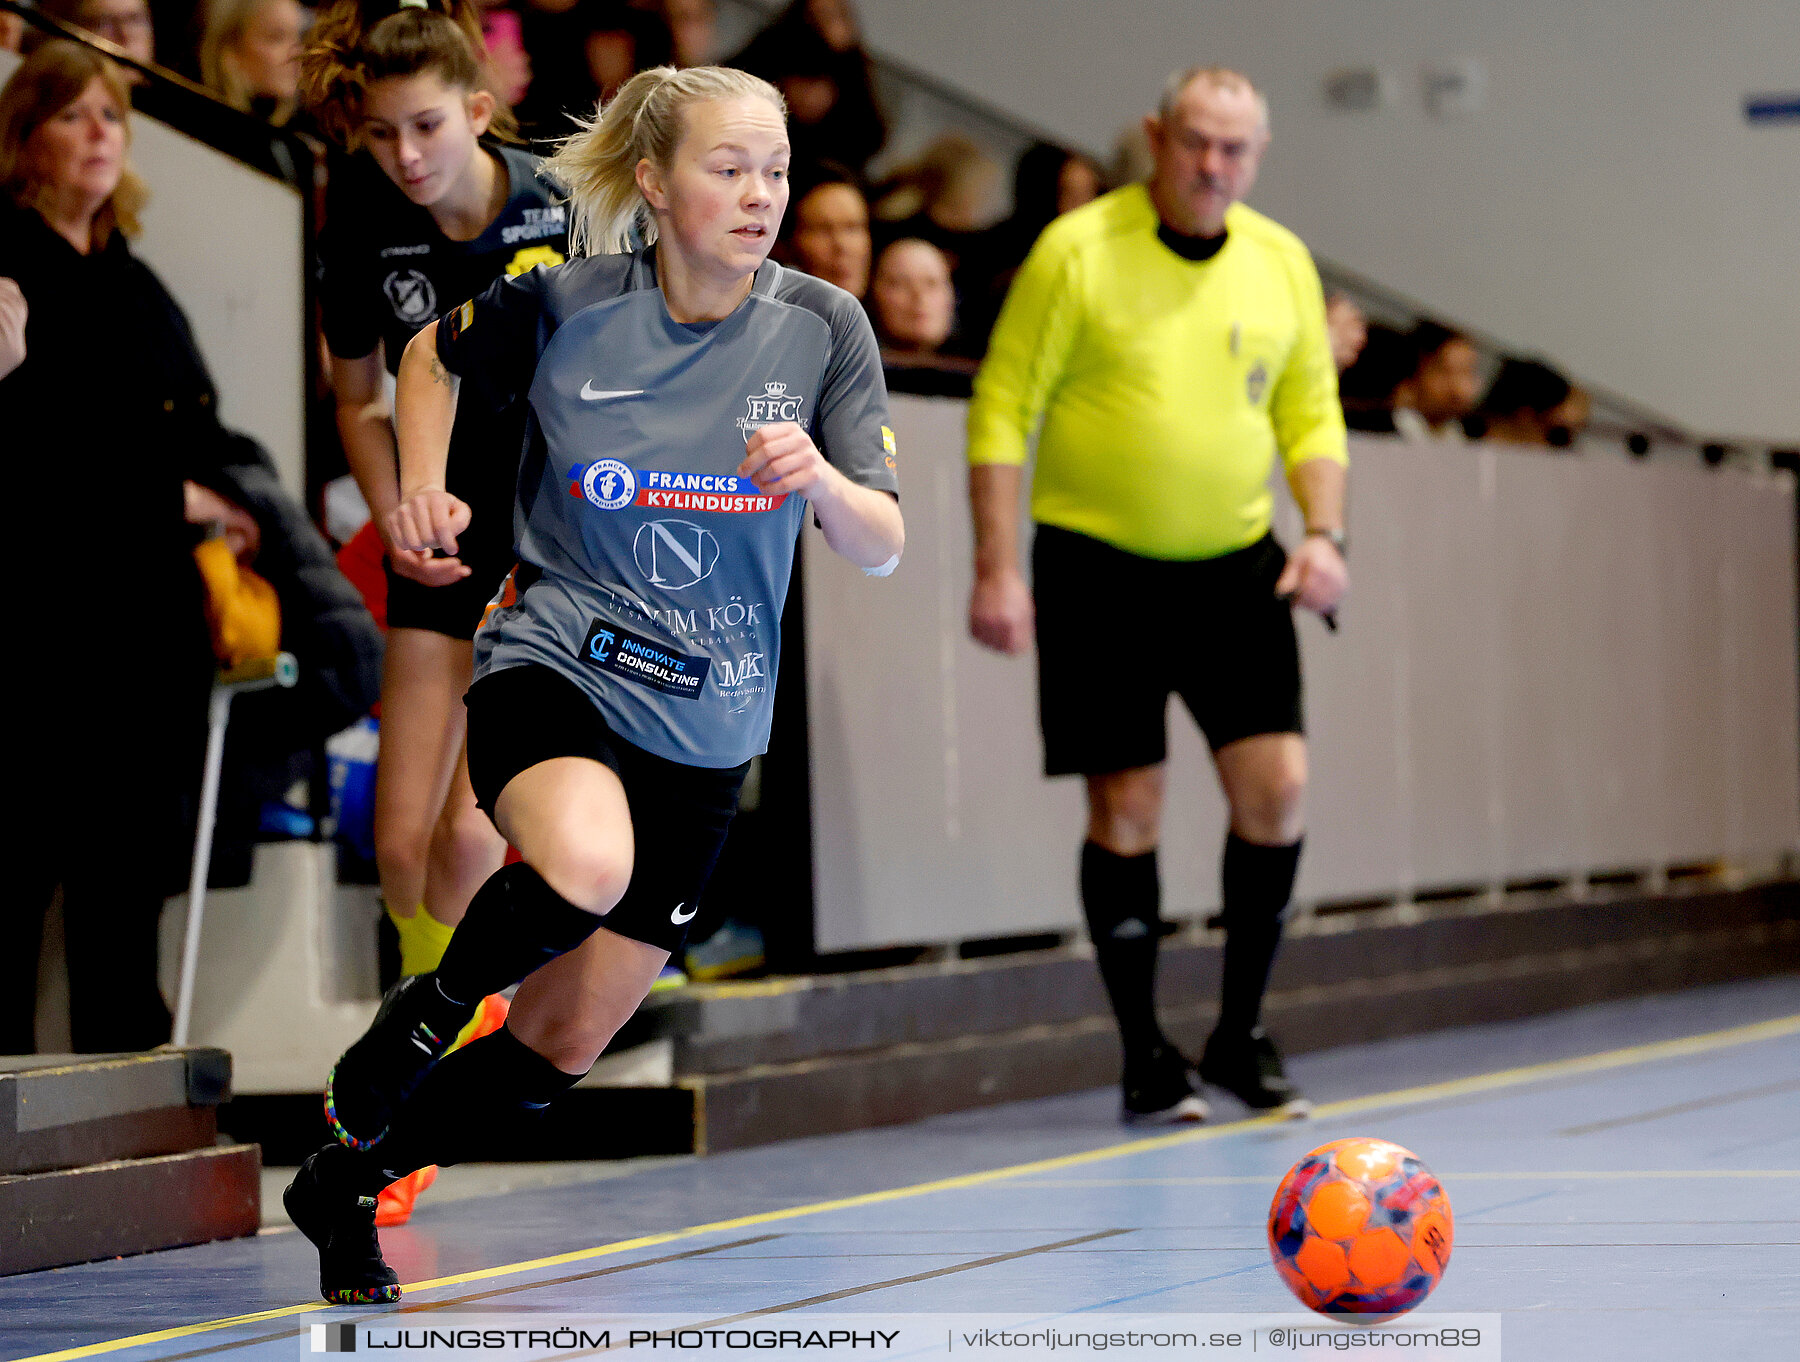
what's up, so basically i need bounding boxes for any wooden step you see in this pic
[1,1049,232,1175]
[0,1144,260,1276]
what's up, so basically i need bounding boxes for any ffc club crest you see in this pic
[736,381,806,435]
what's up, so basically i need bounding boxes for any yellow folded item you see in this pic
[193,535,280,667]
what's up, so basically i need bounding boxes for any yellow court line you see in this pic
[1005,1170,1800,1187]
[17,1011,1798,1362]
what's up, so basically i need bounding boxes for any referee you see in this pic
[966,67,1348,1123]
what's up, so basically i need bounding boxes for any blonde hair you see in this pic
[1158,66,1270,136]
[300,0,513,147]
[200,0,298,123]
[0,40,148,244]
[544,64,784,257]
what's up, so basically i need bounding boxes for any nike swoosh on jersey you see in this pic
[580,383,647,401]
[670,902,698,924]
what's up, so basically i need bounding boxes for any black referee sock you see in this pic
[318,1028,585,1197]
[1216,833,1303,1037]
[432,861,607,1007]
[1079,842,1171,1060]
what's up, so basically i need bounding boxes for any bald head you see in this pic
[1159,67,1269,134]
[1145,67,1269,236]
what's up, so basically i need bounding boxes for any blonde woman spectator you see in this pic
[200,0,307,124]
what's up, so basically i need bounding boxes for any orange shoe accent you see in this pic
[452,992,510,1052]
[374,1163,438,1227]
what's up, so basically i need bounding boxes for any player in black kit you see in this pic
[299,0,568,1225]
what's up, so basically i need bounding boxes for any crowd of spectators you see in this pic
[1,0,1592,432]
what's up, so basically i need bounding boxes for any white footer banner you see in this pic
[304,1313,1501,1360]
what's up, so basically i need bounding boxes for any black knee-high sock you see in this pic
[317,1028,584,1196]
[1216,833,1303,1037]
[432,861,606,1006]
[1079,842,1169,1060]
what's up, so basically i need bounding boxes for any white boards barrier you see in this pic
[804,402,1800,952]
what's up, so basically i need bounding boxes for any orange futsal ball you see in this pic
[1267,1138,1454,1317]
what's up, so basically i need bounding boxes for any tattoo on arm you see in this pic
[428,354,454,388]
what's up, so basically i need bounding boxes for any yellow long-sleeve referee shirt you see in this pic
[967,183,1348,561]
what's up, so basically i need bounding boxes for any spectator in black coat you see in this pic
[731,0,885,175]
[0,42,379,1052]
[963,140,1102,352]
[1473,358,1590,449]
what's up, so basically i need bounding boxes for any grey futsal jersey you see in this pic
[438,253,899,768]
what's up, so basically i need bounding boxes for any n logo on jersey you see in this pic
[736,381,806,434]
[633,520,719,590]
[383,269,437,324]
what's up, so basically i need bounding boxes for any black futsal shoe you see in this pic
[1199,1026,1313,1118]
[325,975,471,1150]
[284,1151,401,1305]
[1121,1045,1209,1125]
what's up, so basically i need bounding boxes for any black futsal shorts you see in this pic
[1031,525,1304,777]
[384,533,514,639]
[464,663,748,954]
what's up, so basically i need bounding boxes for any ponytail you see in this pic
[300,0,515,146]
[545,65,785,258]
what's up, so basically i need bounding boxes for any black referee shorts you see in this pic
[1031,525,1304,777]
[464,663,748,955]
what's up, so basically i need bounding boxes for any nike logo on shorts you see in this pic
[670,902,697,925]
[580,383,646,401]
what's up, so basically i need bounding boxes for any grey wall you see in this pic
[830,1,1798,443]
[804,398,1800,951]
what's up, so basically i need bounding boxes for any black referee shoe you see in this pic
[325,975,472,1150]
[1199,1026,1312,1118]
[1121,1045,1209,1125]
[284,1151,401,1305]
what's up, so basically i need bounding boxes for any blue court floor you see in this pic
[3,974,1797,1362]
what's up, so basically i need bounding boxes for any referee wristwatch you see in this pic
[1307,526,1348,559]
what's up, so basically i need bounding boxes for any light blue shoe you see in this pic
[685,920,766,982]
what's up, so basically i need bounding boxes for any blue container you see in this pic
[326,716,379,862]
